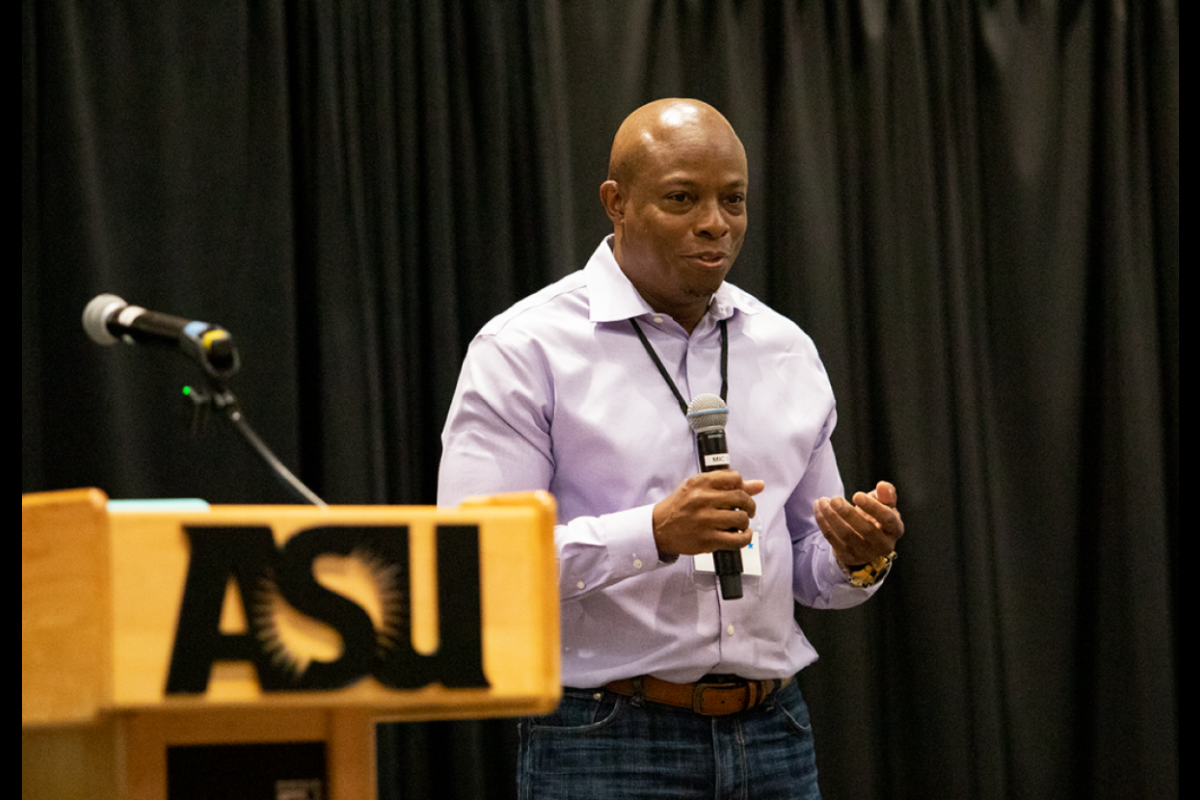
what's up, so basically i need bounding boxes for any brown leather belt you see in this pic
[604,674,792,716]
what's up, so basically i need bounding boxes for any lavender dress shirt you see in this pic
[438,238,883,688]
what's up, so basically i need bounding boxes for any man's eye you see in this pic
[667,192,690,203]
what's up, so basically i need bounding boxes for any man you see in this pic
[438,99,904,799]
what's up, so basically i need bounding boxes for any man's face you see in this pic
[606,117,748,326]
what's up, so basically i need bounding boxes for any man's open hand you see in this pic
[813,480,904,566]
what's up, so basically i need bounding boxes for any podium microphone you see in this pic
[686,393,743,600]
[81,293,324,507]
[83,293,239,378]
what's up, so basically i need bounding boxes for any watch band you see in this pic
[845,551,897,587]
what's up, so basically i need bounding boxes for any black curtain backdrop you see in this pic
[22,2,1177,799]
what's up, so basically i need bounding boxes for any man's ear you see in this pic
[599,180,625,223]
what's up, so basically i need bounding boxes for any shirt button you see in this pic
[577,581,586,590]
[653,316,663,324]
[727,624,735,636]
[633,558,643,569]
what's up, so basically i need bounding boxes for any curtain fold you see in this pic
[23,2,1176,798]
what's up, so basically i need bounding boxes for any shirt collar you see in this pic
[585,236,760,325]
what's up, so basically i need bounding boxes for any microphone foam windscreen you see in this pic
[83,293,127,345]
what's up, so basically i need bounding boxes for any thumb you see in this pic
[875,481,897,507]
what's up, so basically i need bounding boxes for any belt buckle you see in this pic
[691,679,749,715]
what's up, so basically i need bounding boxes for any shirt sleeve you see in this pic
[438,333,668,602]
[785,409,888,609]
[437,333,556,504]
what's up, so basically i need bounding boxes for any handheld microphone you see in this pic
[686,393,743,600]
[82,294,240,378]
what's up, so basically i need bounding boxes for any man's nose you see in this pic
[694,198,730,238]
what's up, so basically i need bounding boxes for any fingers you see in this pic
[687,471,761,521]
[814,498,877,565]
[851,487,904,539]
[653,471,763,557]
[813,483,903,566]
[708,526,754,552]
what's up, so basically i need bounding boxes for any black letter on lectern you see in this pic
[165,526,290,693]
[274,526,389,690]
[374,524,488,689]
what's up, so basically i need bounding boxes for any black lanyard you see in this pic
[630,317,728,416]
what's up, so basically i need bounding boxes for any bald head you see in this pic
[599,99,750,334]
[607,99,746,191]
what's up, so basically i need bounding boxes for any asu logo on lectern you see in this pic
[165,525,488,694]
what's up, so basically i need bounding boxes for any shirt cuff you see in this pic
[598,503,664,580]
[791,548,880,610]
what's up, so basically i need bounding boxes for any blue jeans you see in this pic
[517,678,820,799]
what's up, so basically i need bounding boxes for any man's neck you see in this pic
[674,304,709,336]
[639,293,710,335]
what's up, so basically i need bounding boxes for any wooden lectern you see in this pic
[22,488,561,800]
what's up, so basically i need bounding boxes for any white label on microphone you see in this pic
[703,453,731,468]
[694,528,762,576]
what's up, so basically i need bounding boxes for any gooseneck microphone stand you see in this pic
[180,331,327,508]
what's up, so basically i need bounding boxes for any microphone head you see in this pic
[686,393,728,432]
[82,294,128,345]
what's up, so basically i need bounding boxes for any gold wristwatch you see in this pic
[843,551,897,587]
